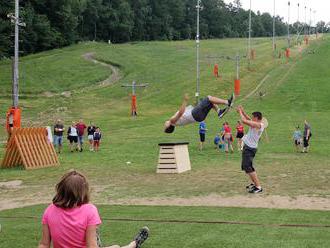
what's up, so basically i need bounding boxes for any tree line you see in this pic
[0,0,329,59]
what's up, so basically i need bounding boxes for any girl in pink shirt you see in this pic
[39,170,149,248]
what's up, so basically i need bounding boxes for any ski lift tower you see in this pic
[121,81,148,117]
[6,0,26,134]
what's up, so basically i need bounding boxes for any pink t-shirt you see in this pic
[42,203,102,248]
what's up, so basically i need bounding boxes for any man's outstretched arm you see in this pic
[169,94,189,124]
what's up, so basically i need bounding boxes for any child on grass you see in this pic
[293,126,302,152]
[39,170,149,248]
[93,127,102,152]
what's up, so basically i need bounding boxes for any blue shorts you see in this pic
[53,135,63,146]
[78,135,84,144]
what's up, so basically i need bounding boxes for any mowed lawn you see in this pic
[0,36,329,247]
[0,36,329,202]
[0,205,329,247]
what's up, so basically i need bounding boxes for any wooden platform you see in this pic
[1,127,59,170]
[157,142,191,174]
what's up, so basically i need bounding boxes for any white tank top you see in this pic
[242,123,265,149]
[175,105,196,126]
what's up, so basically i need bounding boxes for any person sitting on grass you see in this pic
[214,134,221,150]
[38,170,149,248]
[237,106,265,194]
[93,127,102,152]
[293,126,302,152]
[164,93,235,133]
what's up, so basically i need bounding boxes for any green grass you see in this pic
[1,36,329,201]
[0,35,329,247]
[0,205,329,247]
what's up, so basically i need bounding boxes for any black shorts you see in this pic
[236,132,244,139]
[241,145,257,173]
[68,136,78,144]
[192,97,213,122]
[303,137,310,148]
[200,133,206,142]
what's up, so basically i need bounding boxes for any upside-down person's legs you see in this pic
[207,96,228,105]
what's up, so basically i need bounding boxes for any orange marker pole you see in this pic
[234,53,240,96]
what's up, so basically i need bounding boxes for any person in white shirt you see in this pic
[67,121,79,152]
[237,105,265,194]
[164,93,235,133]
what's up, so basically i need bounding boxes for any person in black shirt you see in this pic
[53,119,65,153]
[87,122,96,151]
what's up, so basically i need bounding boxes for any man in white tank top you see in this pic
[164,93,235,133]
[237,105,265,194]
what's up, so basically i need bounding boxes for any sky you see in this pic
[224,0,330,24]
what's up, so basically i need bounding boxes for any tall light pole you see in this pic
[272,0,276,51]
[7,0,25,108]
[196,0,201,104]
[304,5,307,35]
[248,0,252,62]
[287,1,291,48]
[313,10,316,35]
[309,8,312,35]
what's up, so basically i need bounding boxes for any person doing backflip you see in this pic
[164,93,235,133]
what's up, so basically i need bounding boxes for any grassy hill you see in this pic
[0,35,329,247]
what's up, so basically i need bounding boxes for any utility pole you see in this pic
[304,5,307,35]
[309,8,312,35]
[6,0,25,132]
[287,1,290,48]
[7,0,25,107]
[121,81,148,117]
[272,0,276,51]
[248,0,252,64]
[196,0,201,104]
[313,10,316,35]
[235,52,241,96]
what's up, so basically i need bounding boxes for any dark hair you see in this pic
[53,170,90,209]
[252,112,262,120]
[164,125,175,133]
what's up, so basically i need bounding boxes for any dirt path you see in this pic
[82,52,122,88]
[1,189,329,211]
[40,52,122,98]
[110,195,330,211]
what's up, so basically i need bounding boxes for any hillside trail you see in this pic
[41,52,121,98]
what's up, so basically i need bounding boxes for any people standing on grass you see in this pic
[93,127,102,152]
[236,121,244,151]
[67,121,79,152]
[293,126,303,152]
[38,170,150,248]
[87,122,96,151]
[76,119,87,152]
[53,119,65,154]
[237,106,265,194]
[199,121,207,150]
[223,122,234,153]
[302,120,312,153]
